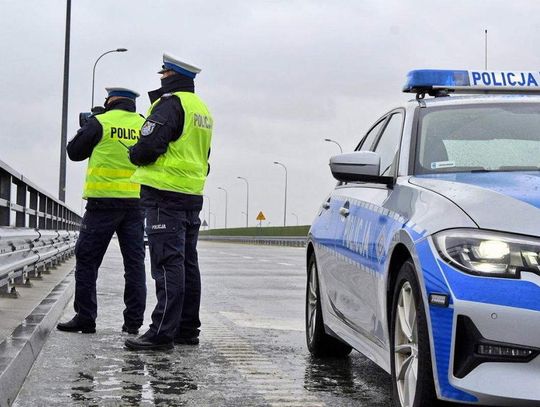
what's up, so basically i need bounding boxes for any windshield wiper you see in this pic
[469,168,492,173]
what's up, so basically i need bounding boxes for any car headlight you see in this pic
[432,229,540,278]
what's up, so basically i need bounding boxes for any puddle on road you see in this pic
[303,355,393,406]
[67,353,197,406]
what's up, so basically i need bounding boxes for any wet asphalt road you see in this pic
[14,241,393,406]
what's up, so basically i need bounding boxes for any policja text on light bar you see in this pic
[403,69,540,95]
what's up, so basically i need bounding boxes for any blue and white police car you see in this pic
[305,69,540,406]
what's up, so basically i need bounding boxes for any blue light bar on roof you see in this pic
[403,69,540,94]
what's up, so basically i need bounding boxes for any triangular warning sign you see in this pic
[202,219,208,227]
[256,211,266,221]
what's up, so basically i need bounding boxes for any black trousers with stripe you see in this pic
[146,207,202,341]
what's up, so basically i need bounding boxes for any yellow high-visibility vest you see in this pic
[131,92,213,195]
[83,109,144,198]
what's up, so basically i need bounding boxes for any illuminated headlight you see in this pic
[432,229,540,278]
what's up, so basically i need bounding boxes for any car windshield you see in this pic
[415,102,540,174]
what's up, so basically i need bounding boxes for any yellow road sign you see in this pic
[256,211,266,221]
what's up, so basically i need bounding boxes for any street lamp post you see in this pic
[324,138,343,153]
[217,187,228,228]
[58,0,71,202]
[237,176,249,227]
[291,212,299,226]
[273,161,288,226]
[91,48,128,108]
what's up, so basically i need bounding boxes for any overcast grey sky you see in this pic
[1,0,540,228]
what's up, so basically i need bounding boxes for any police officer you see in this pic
[125,54,213,351]
[57,88,146,335]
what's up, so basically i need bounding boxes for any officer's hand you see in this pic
[79,112,91,127]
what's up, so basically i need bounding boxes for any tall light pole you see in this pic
[58,0,71,202]
[91,48,128,108]
[217,186,228,228]
[291,212,299,226]
[273,161,288,226]
[237,176,249,227]
[324,138,343,153]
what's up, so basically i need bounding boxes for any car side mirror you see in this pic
[329,151,394,187]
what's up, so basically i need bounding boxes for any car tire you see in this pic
[305,252,352,357]
[390,260,442,407]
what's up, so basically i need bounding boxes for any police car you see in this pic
[305,69,540,406]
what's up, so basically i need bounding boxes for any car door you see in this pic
[325,116,387,322]
[332,111,404,348]
[317,116,388,323]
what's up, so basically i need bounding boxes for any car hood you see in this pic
[409,172,540,236]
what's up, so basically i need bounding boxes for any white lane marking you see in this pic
[220,311,303,332]
[202,313,325,406]
[259,259,270,262]
[278,262,293,266]
[243,256,253,259]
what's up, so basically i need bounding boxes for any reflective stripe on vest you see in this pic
[131,92,212,195]
[83,110,145,198]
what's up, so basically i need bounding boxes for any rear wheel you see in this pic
[390,260,441,407]
[305,252,352,357]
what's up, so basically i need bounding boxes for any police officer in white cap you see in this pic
[126,54,213,350]
[57,87,146,335]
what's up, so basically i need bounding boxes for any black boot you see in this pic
[57,317,96,334]
[125,331,173,351]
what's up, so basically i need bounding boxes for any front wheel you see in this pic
[390,260,441,407]
[305,252,352,357]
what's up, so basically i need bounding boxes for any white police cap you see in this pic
[158,52,201,78]
[105,87,140,99]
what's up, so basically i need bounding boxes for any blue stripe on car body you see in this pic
[416,239,478,403]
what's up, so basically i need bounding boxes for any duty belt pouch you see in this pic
[145,208,182,267]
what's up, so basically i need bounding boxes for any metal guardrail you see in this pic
[0,158,81,297]
[0,228,77,298]
[199,235,306,247]
[0,159,81,230]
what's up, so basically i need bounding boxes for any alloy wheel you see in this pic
[394,281,419,407]
[307,261,318,344]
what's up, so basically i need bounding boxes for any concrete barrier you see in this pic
[198,235,306,247]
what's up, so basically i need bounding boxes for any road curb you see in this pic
[0,270,74,407]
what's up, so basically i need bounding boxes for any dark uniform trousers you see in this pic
[74,208,146,328]
[145,207,201,341]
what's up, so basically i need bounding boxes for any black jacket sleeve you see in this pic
[129,96,185,166]
[66,117,102,161]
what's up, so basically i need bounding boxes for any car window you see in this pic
[416,103,540,174]
[356,118,387,151]
[373,113,403,176]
